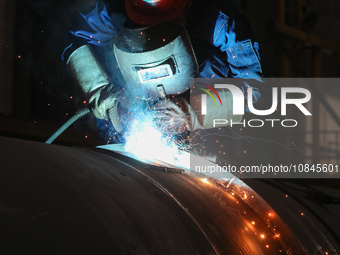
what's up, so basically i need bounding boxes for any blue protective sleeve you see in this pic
[70,2,116,46]
[212,11,262,79]
[195,2,263,108]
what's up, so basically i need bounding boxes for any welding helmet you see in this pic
[113,22,198,100]
[125,0,188,25]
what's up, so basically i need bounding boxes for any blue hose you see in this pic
[45,108,91,144]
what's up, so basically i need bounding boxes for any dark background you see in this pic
[1,0,102,144]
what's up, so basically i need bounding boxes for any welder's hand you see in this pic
[152,98,196,134]
[89,85,123,132]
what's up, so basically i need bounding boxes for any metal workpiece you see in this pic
[0,136,327,254]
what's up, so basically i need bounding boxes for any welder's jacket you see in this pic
[63,0,263,101]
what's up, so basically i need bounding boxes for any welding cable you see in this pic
[45,108,91,144]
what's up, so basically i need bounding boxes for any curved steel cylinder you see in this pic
[0,136,314,254]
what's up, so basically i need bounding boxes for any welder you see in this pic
[63,0,265,145]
